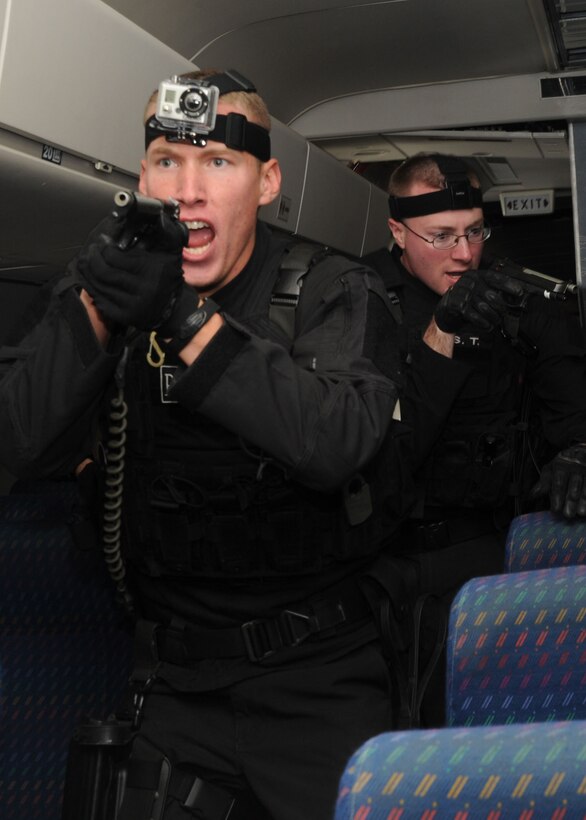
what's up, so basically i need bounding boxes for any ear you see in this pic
[138,159,148,195]
[258,158,281,207]
[388,218,406,249]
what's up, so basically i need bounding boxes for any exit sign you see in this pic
[499,190,554,216]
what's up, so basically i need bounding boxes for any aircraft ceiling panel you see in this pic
[310,135,406,163]
[102,0,388,59]
[385,133,565,160]
[315,132,568,163]
[484,156,571,195]
[103,0,551,125]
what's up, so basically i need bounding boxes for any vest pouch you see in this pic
[332,498,385,562]
[148,485,262,576]
[207,514,259,574]
[152,506,206,574]
[122,460,371,579]
[122,468,210,577]
[469,431,515,508]
[427,431,514,509]
[262,508,323,573]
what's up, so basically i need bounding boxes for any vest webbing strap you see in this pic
[269,241,327,341]
[147,578,370,663]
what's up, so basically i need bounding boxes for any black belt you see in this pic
[397,512,496,553]
[148,580,372,665]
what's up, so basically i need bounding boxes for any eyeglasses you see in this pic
[402,222,491,250]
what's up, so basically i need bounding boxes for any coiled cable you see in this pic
[102,347,134,616]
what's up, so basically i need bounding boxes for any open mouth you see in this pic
[183,220,215,257]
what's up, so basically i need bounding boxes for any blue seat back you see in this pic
[506,510,586,572]
[335,720,586,819]
[446,565,586,727]
[0,488,133,820]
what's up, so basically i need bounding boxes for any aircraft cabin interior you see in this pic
[1,2,586,818]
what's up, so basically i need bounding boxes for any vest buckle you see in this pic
[241,600,347,662]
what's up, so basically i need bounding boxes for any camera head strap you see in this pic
[388,154,483,219]
[145,69,271,162]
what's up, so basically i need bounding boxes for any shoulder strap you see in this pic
[269,240,406,338]
[269,241,328,342]
[386,288,403,325]
[363,246,404,325]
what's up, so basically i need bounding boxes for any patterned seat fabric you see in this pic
[0,486,133,820]
[505,510,586,572]
[335,720,586,819]
[446,565,586,727]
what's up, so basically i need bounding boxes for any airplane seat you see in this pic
[446,564,586,727]
[0,480,133,820]
[3,476,80,521]
[334,719,586,819]
[335,565,586,819]
[505,510,586,572]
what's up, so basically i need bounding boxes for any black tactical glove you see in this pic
[77,212,191,331]
[530,444,586,519]
[434,269,525,334]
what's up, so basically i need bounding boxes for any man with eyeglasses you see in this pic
[364,152,586,728]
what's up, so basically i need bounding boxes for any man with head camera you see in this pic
[0,69,411,819]
[364,152,586,727]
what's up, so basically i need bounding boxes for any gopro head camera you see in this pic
[156,76,219,136]
[146,70,271,161]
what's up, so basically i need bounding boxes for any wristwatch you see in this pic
[162,298,221,357]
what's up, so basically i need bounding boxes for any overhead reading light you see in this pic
[542,0,586,68]
[480,157,520,185]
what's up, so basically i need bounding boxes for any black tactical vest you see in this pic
[117,245,395,580]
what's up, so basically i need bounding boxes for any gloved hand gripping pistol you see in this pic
[489,256,578,303]
[487,256,580,355]
[77,191,189,331]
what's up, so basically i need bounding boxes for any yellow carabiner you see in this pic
[146,331,165,368]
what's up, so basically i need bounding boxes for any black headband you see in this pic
[145,112,271,161]
[145,69,271,162]
[388,155,483,219]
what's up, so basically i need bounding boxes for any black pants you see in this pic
[124,640,394,820]
[411,530,507,727]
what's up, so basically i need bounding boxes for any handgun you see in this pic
[489,256,577,302]
[111,190,189,251]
